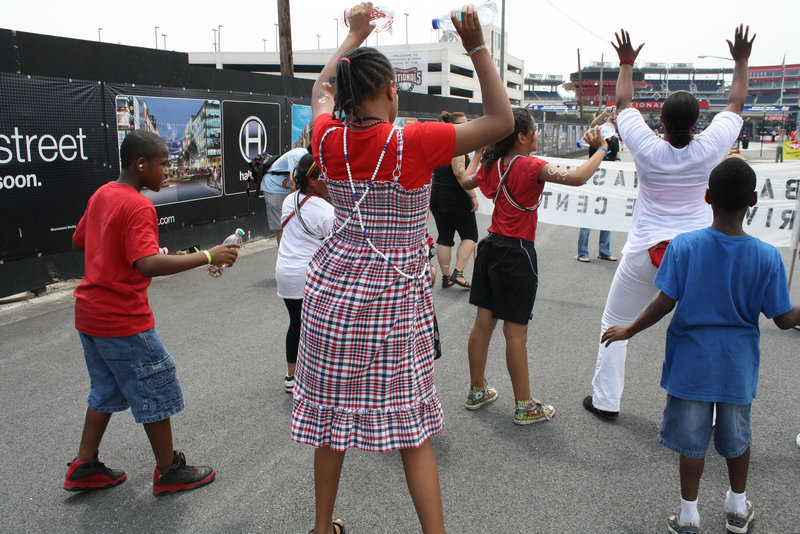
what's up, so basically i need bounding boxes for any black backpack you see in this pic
[245,152,281,198]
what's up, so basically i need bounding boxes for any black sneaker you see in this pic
[64,452,126,491]
[152,451,215,496]
[582,395,619,421]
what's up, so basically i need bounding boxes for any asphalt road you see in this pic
[1,211,798,533]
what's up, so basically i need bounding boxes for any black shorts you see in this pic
[469,233,538,325]
[430,194,479,246]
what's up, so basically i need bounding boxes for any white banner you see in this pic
[386,51,428,95]
[474,158,800,248]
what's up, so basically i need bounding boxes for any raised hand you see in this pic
[452,4,485,53]
[345,2,377,41]
[611,29,644,63]
[726,24,755,62]
[584,127,609,151]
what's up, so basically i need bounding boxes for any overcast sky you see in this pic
[5,0,796,80]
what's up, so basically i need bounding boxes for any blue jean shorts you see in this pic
[79,328,184,424]
[658,394,751,459]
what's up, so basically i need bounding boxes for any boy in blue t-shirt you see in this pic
[601,157,800,534]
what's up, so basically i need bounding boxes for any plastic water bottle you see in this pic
[432,1,498,30]
[577,123,617,148]
[342,5,394,33]
[207,228,245,278]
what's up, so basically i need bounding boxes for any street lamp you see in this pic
[404,13,409,45]
[316,34,321,49]
[154,26,159,49]
[217,25,222,52]
[212,28,217,52]
[274,23,279,53]
[162,34,167,50]
[98,28,102,42]
[262,38,267,52]
[335,18,339,47]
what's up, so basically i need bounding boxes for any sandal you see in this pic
[441,274,454,288]
[450,269,471,288]
[309,519,345,534]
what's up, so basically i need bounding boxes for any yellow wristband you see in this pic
[202,250,212,264]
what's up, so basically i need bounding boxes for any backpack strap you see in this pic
[494,156,541,212]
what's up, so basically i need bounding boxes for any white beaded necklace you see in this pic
[326,124,429,281]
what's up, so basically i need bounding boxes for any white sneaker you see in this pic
[796,432,800,449]
[284,375,295,393]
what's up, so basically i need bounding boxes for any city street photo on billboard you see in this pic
[116,95,222,206]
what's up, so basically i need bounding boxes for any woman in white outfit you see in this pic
[275,152,334,393]
[584,27,752,419]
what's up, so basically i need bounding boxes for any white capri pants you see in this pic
[591,249,660,412]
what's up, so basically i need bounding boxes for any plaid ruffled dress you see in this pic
[291,115,453,451]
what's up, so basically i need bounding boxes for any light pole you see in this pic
[154,26,159,49]
[262,39,267,52]
[404,13,409,45]
[217,25,222,52]
[335,18,339,47]
[316,34,321,49]
[212,28,217,52]
[98,28,102,42]
[274,23,279,52]
[162,34,167,50]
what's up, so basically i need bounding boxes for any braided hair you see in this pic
[480,108,535,166]
[334,47,396,121]
[293,152,319,194]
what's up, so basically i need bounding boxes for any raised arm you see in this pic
[724,24,755,114]
[590,107,615,128]
[601,291,676,346]
[611,30,644,111]
[311,3,375,122]
[451,6,514,156]
[538,128,608,186]
[460,147,484,191]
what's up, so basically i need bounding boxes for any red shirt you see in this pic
[477,156,547,242]
[312,114,455,189]
[73,182,159,337]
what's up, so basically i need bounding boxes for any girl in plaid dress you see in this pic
[292,4,513,534]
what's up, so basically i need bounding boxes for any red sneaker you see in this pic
[64,453,126,491]
[153,451,215,496]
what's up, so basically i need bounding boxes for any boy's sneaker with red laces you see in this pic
[153,451,215,496]
[64,453,126,491]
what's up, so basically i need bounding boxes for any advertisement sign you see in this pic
[0,73,106,261]
[474,158,800,247]
[115,95,222,206]
[784,140,800,160]
[386,51,428,94]
[291,104,312,148]
[221,100,281,196]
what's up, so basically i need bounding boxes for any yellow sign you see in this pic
[784,141,800,160]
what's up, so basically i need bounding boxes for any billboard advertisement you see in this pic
[221,100,281,196]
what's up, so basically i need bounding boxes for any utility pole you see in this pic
[577,48,585,120]
[154,26,159,49]
[277,0,294,77]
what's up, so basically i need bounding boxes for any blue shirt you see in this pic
[261,148,309,195]
[654,227,793,404]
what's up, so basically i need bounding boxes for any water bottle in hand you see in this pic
[432,1,498,30]
[207,228,245,278]
[342,5,394,33]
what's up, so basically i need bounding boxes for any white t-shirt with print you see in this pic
[275,192,335,299]
[617,108,743,254]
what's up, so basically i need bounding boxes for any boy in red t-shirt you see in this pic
[65,130,239,495]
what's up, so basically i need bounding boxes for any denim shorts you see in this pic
[79,328,184,424]
[658,394,751,459]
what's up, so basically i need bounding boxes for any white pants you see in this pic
[591,249,659,412]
